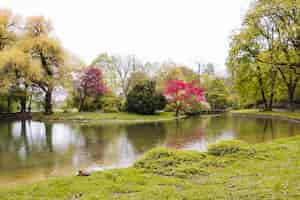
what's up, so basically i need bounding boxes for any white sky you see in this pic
[0,0,252,74]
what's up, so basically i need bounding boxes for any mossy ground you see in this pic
[32,112,182,124]
[1,135,300,199]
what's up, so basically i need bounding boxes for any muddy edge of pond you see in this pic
[231,112,300,124]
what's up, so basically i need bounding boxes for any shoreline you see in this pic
[231,109,300,123]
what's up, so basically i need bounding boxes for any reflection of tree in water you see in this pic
[45,123,53,152]
[261,119,274,142]
[125,123,167,153]
[200,116,233,141]
[231,116,300,143]
[163,117,207,149]
[73,124,124,161]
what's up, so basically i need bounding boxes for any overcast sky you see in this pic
[0,0,252,74]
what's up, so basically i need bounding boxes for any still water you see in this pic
[0,115,299,185]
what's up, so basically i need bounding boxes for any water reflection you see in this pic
[0,115,299,185]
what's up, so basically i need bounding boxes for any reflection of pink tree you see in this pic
[78,67,106,111]
[164,80,205,117]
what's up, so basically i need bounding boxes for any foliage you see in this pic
[125,81,164,114]
[206,78,229,109]
[184,101,211,115]
[227,0,300,111]
[156,64,199,92]
[76,67,106,112]
[100,94,122,113]
[154,93,167,111]
[164,80,205,116]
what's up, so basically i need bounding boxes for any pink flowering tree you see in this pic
[78,67,106,112]
[164,80,205,117]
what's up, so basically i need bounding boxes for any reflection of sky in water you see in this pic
[52,124,85,153]
[1,116,300,185]
[183,131,235,151]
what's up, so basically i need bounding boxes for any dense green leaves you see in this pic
[227,0,300,111]
[126,81,166,114]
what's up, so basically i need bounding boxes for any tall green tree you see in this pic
[227,0,300,111]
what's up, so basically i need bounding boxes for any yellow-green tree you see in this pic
[22,16,68,114]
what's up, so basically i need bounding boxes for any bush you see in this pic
[100,95,122,113]
[155,93,167,111]
[208,140,255,156]
[184,101,211,115]
[125,81,163,114]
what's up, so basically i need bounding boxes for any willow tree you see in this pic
[0,9,19,112]
[22,16,67,114]
[0,9,18,50]
[0,47,41,112]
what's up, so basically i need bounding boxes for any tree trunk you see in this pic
[45,88,53,115]
[79,95,86,112]
[20,97,26,113]
[287,85,296,112]
[27,93,32,113]
[7,96,11,113]
[175,105,180,118]
[256,66,268,111]
[267,70,277,111]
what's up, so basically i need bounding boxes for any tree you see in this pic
[127,71,149,91]
[227,0,300,111]
[206,78,229,110]
[156,64,199,92]
[0,9,19,112]
[0,47,40,112]
[203,63,215,75]
[77,67,106,112]
[0,9,18,51]
[22,16,68,114]
[164,80,205,117]
[125,81,166,114]
[92,54,145,97]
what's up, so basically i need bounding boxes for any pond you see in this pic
[0,114,299,185]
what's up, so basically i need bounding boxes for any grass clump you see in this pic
[207,140,256,157]
[134,148,208,177]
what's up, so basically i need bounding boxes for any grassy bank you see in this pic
[231,109,300,121]
[32,112,183,124]
[1,136,300,199]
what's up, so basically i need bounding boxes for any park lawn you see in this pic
[1,135,300,199]
[32,112,182,123]
[231,109,300,121]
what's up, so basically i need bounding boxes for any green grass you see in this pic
[32,112,183,124]
[231,109,300,121]
[1,136,300,199]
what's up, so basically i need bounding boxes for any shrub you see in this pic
[80,96,102,111]
[100,95,122,113]
[184,101,211,115]
[208,140,255,156]
[155,93,167,111]
[125,81,163,114]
